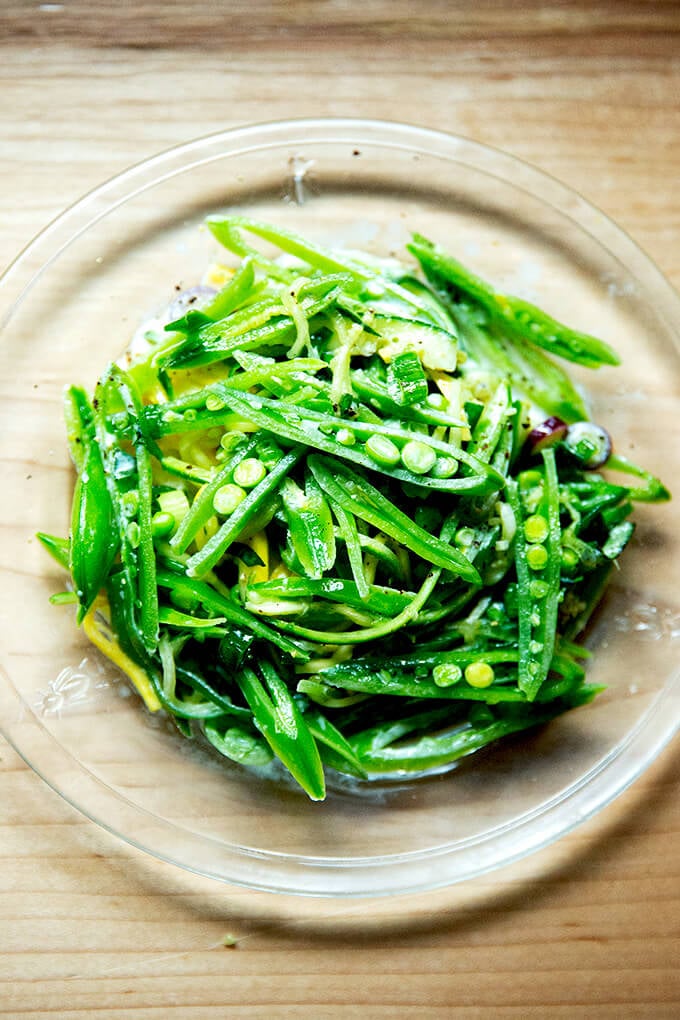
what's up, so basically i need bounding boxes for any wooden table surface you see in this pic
[1,2,678,1016]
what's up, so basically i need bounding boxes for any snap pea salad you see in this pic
[39,216,670,800]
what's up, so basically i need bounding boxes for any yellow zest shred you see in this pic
[83,595,161,712]
[238,529,269,587]
[204,263,235,289]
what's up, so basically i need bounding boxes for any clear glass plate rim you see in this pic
[0,660,677,896]
[3,117,680,338]
[1,116,678,896]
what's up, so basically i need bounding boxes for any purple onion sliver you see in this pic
[526,416,568,454]
[563,422,613,469]
[164,285,218,324]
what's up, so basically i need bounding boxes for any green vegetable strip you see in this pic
[276,565,442,646]
[143,358,327,424]
[43,215,670,800]
[210,216,442,322]
[170,438,257,553]
[604,453,671,503]
[280,471,336,580]
[350,369,467,429]
[63,385,93,472]
[135,435,159,651]
[327,497,370,600]
[387,350,429,405]
[408,233,620,368]
[178,665,252,720]
[237,663,326,801]
[203,256,256,321]
[107,366,160,653]
[451,304,589,423]
[248,578,415,616]
[208,216,367,279]
[155,569,307,659]
[155,635,224,718]
[304,709,369,779]
[509,449,562,700]
[308,455,481,583]
[203,719,274,768]
[304,662,583,706]
[165,290,341,370]
[207,388,501,494]
[185,448,303,577]
[68,411,119,624]
[351,700,588,774]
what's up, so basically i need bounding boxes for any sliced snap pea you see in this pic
[508,448,562,700]
[280,469,336,580]
[237,662,325,801]
[184,448,303,577]
[409,234,620,368]
[308,455,481,583]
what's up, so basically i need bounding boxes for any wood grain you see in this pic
[1,2,679,1017]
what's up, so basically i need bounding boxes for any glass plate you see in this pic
[0,118,678,896]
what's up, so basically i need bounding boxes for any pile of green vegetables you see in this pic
[39,216,669,800]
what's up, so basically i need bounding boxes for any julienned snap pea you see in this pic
[39,215,670,801]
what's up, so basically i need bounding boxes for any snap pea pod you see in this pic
[170,437,257,553]
[450,303,589,423]
[246,577,416,617]
[142,357,328,431]
[280,469,336,580]
[207,215,364,279]
[202,256,256,321]
[164,287,343,370]
[155,568,307,660]
[604,453,671,503]
[209,216,441,323]
[237,662,325,801]
[327,495,370,599]
[465,381,514,465]
[175,664,252,720]
[202,718,274,768]
[303,708,369,779]
[350,368,468,430]
[508,449,562,700]
[63,384,94,471]
[65,387,119,624]
[308,455,481,583]
[408,234,620,368]
[349,705,459,760]
[273,565,443,646]
[299,662,586,708]
[351,694,600,775]
[103,365,160,654]
[207,388,502,495]
[386,349,429,406]
[185,447,304,577]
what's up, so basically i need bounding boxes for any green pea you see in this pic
[524,514,549,544]
[526,544,548,570]
[433,663,463,688]
[336,428,356,447]
[213,483,247,516]
[401,440,437,475]
[233,458,267,489]
[365,434,401,467]
[151,510,175,539]
[431,455,459,479]
[464,662,495,688]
